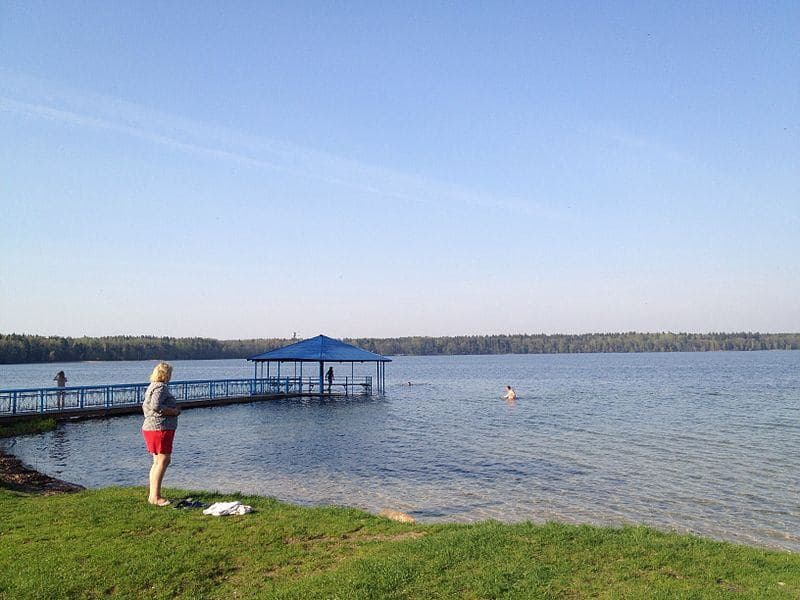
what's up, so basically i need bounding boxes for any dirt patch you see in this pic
[0,448,84,495]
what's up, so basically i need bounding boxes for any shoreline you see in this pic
[4,488,796,598]
[2,444,797,554]
[0,447,84,494]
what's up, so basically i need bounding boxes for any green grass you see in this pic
[1,487,798,599]
[0,417,57,438]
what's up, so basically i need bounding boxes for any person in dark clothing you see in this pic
[326,366,334,393]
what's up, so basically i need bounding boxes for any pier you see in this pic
[0,335,390,424]
[0,375,373,423]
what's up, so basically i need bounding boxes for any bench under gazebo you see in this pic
[247,334,390,395]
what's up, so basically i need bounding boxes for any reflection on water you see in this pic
[2,352,799,551]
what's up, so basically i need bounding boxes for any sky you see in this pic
[1,2,798,339]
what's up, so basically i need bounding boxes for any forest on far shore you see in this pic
[0,332,798,364]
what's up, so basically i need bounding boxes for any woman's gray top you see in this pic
[142,382,178,431]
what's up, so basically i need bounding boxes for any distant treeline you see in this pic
[0,335,288,365]
[0,332,798,364]
[353,332,800,356]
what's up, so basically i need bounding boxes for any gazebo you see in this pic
[247,335,390,395]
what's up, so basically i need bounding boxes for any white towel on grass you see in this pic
[202,501,253,516]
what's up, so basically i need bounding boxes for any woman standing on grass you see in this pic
[141,361,181,506]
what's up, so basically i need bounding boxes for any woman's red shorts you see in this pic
[142,429,175,454]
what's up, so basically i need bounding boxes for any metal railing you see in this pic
[296,376,373,396]
[0,376,374,416]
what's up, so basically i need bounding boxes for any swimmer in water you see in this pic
[503,385,517,402]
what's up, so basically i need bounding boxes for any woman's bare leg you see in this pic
[148,453,171,504]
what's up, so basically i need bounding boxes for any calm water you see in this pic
[2,352,799,551]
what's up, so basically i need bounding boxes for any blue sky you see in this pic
[1,2,798,338]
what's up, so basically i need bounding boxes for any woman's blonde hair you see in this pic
[149,361,173,383]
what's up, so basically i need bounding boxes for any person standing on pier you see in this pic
[141,362,180,506]
[326,366,334,393]
[53,371,67,408]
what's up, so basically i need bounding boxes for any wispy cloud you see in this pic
[0,70,566,221]
[594,121,689,164]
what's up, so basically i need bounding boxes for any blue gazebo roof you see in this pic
[247,335,391,363]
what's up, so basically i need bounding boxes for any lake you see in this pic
[2,351,798,551]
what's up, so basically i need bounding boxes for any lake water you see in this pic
[2,352,799,551]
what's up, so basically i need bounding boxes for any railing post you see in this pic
[12,392,17,415]
[106,386,111,408]
[80,388,85,409]
[40,389,45,413]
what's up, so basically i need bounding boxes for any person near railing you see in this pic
[326,366,334,393]
[141,362,181,506]
[53,370,67,409]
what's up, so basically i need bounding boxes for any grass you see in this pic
[1,487,798,599]
[0,417,57,438]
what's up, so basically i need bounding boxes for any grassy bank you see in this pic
[0,416,57,438]
[1,487,797,599]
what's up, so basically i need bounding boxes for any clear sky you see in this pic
[1,2,798,339]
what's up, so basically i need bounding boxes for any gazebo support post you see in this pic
[319,362,324,396]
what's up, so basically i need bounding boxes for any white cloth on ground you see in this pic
[202,501,253,516]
